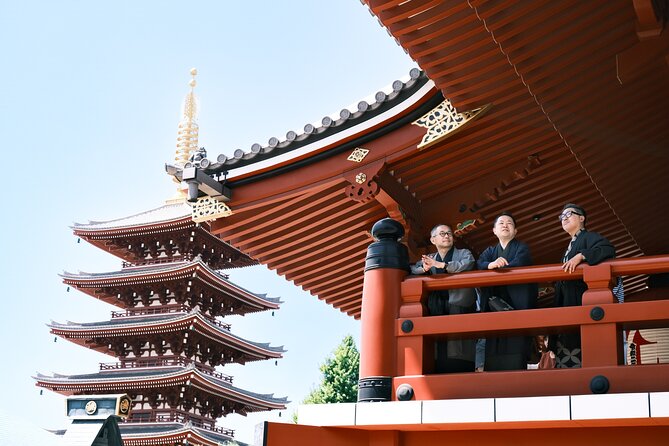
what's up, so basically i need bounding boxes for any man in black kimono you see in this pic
[477,212,538,371]
[552,203,615,368]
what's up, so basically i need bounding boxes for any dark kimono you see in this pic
[477,239,538,371]
[552,230,615,368]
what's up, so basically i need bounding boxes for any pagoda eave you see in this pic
[120,424,233,446]
[50,312,285,361]
[35,368,288,411]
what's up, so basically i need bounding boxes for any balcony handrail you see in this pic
[386,254,669,401]
[409,255,669,292]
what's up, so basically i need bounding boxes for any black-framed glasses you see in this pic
[558,210,582,222]
[433,231,453,238]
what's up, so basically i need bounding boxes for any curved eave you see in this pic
[49,312,284,360]
[120,424,233,446]
[75,219,256,269]
[62,259,278,311]
[74,217,194,239]
[34,368,288,410]
[184,69,432,181]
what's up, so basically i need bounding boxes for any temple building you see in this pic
[35,70,288,446]
[164,2,669,444]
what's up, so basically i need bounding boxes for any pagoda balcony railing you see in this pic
[110,306,232,330]
[111,304,190,318]
[121,256,191,268]
[124,409,235,437]
[361,254,669,402]
[100,357,233,383]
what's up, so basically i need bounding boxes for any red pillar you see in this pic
[358,219,409,402]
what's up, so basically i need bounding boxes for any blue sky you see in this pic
[0,1,415,442]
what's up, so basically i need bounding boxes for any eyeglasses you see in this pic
[433,231,453,238]
[558,210,582,222]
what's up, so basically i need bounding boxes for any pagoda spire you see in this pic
[175,68,200,167]
[168,68,201,204]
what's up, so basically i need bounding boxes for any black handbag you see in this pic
[489,296,514,311]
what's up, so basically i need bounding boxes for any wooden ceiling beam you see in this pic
[222,187,346,245]
[277,243,365,281]
[257,210,383,263]
[237,199,369,254]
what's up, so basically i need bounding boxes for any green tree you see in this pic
[303,335,360,404]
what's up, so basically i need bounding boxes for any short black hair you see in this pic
[493,212,516,228]
[563,203,587,227]
[430,223,452,236]
[563,203,586,219]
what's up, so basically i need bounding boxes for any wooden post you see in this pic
[398,279,429,376]
[581,263,620,367]
[358,219,409,402]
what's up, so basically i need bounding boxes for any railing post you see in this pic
[358,219,409,402]
[398,279,430,376]
[581,263,620,367]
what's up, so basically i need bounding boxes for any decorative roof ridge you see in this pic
[60,259,194,279]
[165,68,430,178]
[72,202,191,231]
[48,311,193,330]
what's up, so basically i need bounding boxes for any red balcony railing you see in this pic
[124,409,235,437]
[371,255,669,401]
[100,357,233,383]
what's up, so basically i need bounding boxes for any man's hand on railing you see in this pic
[562,253,585,273]
[487,257,509,269]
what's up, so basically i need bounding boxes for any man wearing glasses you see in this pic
[411,224,477,373]
[552,203,616,368]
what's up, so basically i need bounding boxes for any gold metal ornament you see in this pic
[355,173,367,184]
[412,99,491,150]
[347,147,370,163]
[192,196,233,222]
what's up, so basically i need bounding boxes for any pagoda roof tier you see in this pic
[49,310,284,364]
[119,422,234,446]
[35,365,288,414]
[62,258,280,315]
[166,1,669,318]
[72,202,256,269]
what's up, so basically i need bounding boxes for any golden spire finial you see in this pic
[174,68,200,168]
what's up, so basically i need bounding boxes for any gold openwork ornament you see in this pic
[191,196,233,222]
[412,99,491,150]
[355,172,367,184]
[347,147,370,163]
[85,400,97,415]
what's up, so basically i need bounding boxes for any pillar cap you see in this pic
[371,218,404,241]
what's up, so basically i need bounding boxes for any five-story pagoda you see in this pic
[35,70,288,446]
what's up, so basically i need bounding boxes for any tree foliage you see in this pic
[303,335,360,404]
